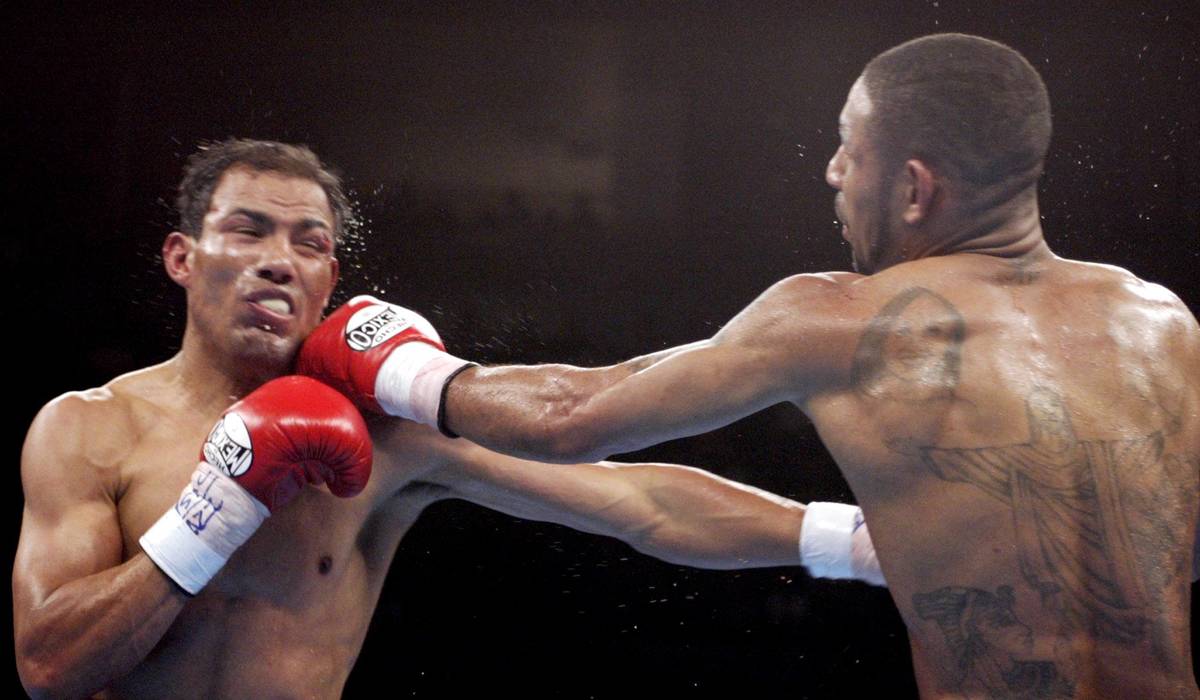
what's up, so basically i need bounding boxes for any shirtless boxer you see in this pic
[301,34,1200,698]
[13,140,879,699]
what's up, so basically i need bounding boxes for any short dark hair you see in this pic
[175,138,354,242]
[862,34,1052,199]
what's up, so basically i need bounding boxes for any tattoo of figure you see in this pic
[914,585,1074,698]
[852,288,966,402]
[917,387,1193,647]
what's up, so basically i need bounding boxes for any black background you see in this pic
[4,2,1198,697]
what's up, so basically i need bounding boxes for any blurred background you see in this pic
[4,2,1197,696]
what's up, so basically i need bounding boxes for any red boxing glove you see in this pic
[298,296,473,429]
[141,375,373,593]
[203,375,373,511]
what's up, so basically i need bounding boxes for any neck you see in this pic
[909,188,1051,265]
[169,324,286,413]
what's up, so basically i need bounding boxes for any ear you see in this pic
[900,159,939,225]
[323,257,341,309]
[163,232,195,288]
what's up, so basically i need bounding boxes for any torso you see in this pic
[89,367,441,699]
[802,254,1200,698]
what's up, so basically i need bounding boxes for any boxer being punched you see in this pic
[302,35,1200,698]
[14,140,877,699]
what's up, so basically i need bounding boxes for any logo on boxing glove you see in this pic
[203,413,254,477]
[345,303,417,351]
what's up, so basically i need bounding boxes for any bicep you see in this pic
[574,275,859,459]
[14,400,125,620]
[575,341,790,457]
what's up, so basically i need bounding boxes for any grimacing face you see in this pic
[164,166,340,373]
[826,78,894,275]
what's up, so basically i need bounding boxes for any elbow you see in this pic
[505,365,629,463]
[17,642,89,700]
[536,426,606,464]
[531,402,611,464]
[18,657,71,700]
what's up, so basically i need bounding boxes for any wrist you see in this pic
[799,501,865,581]
[374,342,472,426]
[139,463,269,594]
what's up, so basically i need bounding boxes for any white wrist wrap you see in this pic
[800,502,885,586]
[375,342,470,425]
[140,463,270,594]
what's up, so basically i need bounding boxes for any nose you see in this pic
[826,145,845,190]
[255,235,297,285]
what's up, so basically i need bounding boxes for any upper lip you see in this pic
[245,288,296,316]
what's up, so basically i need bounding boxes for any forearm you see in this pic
[436,439,884,582]
[16,554,188,699]
[631,472,885,583]
[438,445,805,569]
[614,462,806,569]
[443,342,707,462]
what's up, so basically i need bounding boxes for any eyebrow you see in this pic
[228,208,272,228]
[228,208,332,232]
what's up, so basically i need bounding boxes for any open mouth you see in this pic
[245,289,296,319]
[252,298,292,316]
[245,293,297,333]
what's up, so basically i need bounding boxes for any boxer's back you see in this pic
[806,254,1200,698]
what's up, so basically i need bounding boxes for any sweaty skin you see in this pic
[13,167,814,699]
[442,80,1200,698]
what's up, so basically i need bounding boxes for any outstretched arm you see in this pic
[299,275,862,464]
[441,274,862,462]
[378,420,882,583]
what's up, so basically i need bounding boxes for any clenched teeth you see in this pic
[258,298,291,315]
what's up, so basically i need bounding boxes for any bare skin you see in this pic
[12,167,812,699]
[443,78,1200,698]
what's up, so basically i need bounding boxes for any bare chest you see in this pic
[114,417,423,603]
[103,408,435,698]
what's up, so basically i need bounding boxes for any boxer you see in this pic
[14,140,878,699]
[301,34,1200,698]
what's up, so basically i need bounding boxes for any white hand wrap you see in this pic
[799,501,885,586]
[140,462,270,594]
[375,342,471,425]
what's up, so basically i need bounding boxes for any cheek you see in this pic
[192,257,243,304]
[302,263,336,303]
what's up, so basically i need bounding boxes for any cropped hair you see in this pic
[176,139,353,242]
[862,34,1052,197]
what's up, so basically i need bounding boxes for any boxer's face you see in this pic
[827,78,892,274]
[166,166,340,372]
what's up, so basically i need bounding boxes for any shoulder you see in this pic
[736,270,954,340]
[724,272,870,334]
[367,416,461,488]
[1057,260,1197,328]
[22,376,149,495]
[27,387,134,462]
[756,271,866,302]
[708,272,885,398]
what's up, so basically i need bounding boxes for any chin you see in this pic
[232,329,299,378]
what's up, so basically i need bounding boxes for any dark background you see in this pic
[4,2,1197,697]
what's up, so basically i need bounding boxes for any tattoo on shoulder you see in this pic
[913,584,1074,698]
[851,287,965,401]
[916,386,1197,652]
